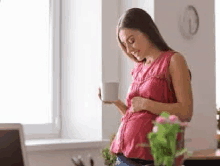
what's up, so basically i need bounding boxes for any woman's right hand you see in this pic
[98,87,116,104]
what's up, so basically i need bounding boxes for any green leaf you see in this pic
[157,135,167,146]
[175,148,188,157]
[101,144,117,165]
[157,148,166,163]
[158,156,164,165]
[167,135,176,155]
[186,150,193,157]
[158,124,167,134]
[148,132,157,140]
[160,111,170,118]
[164,156,174,166]
[169,124,180,133]
[154,153,163,166]
[163,123,171,130]
[152,135,160,143]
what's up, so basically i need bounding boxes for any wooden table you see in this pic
[184,149,220,160]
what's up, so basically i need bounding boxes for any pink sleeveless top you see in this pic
[110,51,192,165]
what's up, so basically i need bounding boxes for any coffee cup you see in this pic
[101,82,119,102]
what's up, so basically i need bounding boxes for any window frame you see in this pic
[23,0,61,140]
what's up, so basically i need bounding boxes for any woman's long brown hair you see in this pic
[117,8,174,64]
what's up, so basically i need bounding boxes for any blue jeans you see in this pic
[116,154,154,166]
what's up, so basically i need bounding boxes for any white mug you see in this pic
[101,82,119,102]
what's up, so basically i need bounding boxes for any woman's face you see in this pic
[119,28,154,62]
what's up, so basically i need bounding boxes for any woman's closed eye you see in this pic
[121,39,134,48]
[129,39,135,44]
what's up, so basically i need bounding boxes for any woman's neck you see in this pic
[143,49,164,66]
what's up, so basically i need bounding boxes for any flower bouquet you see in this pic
[137,111,193,166]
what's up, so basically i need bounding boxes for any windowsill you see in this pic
[25,139,110,152]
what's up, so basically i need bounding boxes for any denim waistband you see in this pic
[116,153,154,165]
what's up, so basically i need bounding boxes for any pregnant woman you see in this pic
[98,8,193,166]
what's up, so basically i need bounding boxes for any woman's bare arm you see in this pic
[114,99,128,116]
[141,52,193,122]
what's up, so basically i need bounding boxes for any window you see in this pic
[0,0,61,140]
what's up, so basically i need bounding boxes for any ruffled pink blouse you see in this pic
[110,50,192,165]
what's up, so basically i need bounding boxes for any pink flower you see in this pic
[156,116,166,124]
[169,115,179,123]
[153,126,158,133]
[216,149,220,156]
[180,122,189,127]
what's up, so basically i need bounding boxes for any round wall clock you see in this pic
[179,5,199,40]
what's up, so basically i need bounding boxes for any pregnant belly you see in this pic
[123,116,153,146]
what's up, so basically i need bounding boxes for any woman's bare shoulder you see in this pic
[170,52,189,69]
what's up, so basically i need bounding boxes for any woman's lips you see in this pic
[134,50,140,58]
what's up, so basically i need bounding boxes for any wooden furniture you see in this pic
[183,149,220,166]
[184,149,220,159]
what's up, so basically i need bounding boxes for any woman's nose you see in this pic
[126,45,134,54]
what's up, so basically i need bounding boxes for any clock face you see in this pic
[179,5,199,39]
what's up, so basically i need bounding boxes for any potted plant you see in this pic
[137,111,193,166]
[101,133,117,166]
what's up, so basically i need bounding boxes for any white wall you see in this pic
[154,0,217,152]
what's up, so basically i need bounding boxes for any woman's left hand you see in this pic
[131,97,147,112]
